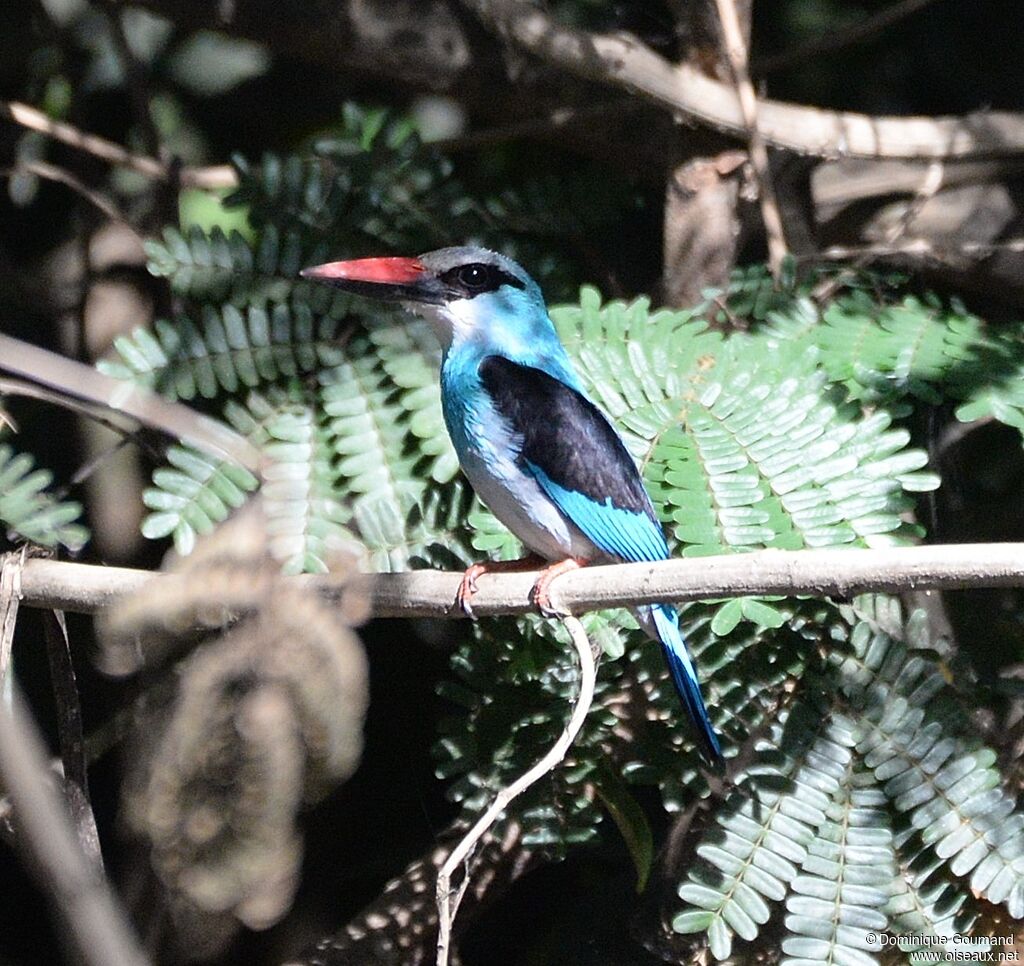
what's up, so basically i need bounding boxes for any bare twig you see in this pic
[805,237,1024,262]
[712,0,788,274]
[0,550,25,700]
[0,161,133,226]
[18,543,1024,619]
[754,0,939,75]
[435,613,597,966]
[460,0,1024,161]
[438,100,641,152]
[813,157,1024,208]
[42,610,88,792]
[1,101,236,189]
[0,376,145,445]
[0,685,149,966]
[288,819,538,966]
[42,609,104,875]
[0,334,259,470]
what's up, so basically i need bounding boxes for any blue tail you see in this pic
[649,605,723,768]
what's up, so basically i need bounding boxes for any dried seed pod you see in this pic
[105,509,370,931]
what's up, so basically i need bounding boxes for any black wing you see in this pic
[478,355,669,562]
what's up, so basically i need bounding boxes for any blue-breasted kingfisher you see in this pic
[302,247,723,765]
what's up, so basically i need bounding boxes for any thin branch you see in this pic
[0,376,146,444]
[1,101,237,189]
[436,100,642,152]
[0,161,132,226]
[0,334,259,470]
[813,157,1024,208]
[804,237,1024,262]
[42,610,88,792]
[42,609,104,875]
[0,684,150,966]
[0,551,25,700]
[18,543,1024,618]
[435,613,597,966]
[289,819,538,966]
[754,0,939,75]
[812,159,944,301]
[460,0,1024,161]
[713,0,788,274]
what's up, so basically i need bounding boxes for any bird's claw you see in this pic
[530,557,586,618]
[530,584,561,618]
[455,564,484,619]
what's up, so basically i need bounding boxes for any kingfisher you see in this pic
[301,247,722,765]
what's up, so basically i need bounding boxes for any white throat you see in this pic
[405,297,483,352]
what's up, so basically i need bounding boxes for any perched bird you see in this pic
[301,247,722,765]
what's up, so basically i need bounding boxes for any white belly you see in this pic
[460,443,598,563]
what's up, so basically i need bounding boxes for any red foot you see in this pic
[456,554,545,618]
[531,557,588,616]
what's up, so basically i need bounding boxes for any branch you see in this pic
[290,820,537,966]
[0,684,149,966]
[436,614,597,966]
[712,0,788,273]
[0,334,259,470]
[461,0,1024,161]
[0,160,132,226]
[16,543,1024,618]
[1,101,236,189]
[42,609,104,875]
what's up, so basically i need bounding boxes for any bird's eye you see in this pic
[456,264,491,290]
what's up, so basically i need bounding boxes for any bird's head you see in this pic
[301,246,559,361]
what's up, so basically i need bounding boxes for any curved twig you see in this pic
[435,612,598,966]
[1,101,236,189]
[0,685,150,966]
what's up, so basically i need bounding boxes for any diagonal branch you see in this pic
[0,684,149,966]
[460,0,1024,161]
[0,334,259,470]
[288,819,538,966]
[42,609,104,875]
[1,101,236,189]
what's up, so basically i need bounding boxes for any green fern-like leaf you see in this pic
[674,694,849,959]
[145,224,348,314]
[531,288,939,558]
[99,303,348,400]
[256,397,356,574]
[318,327,431,572]
[763,284,1024,447]
[781,759,894,966]
[142,443,259,557]
[0,443,88,551]
[838,609,1024,920]
[885,820,977,964]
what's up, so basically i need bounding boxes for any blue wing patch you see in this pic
[527,463,669,563]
